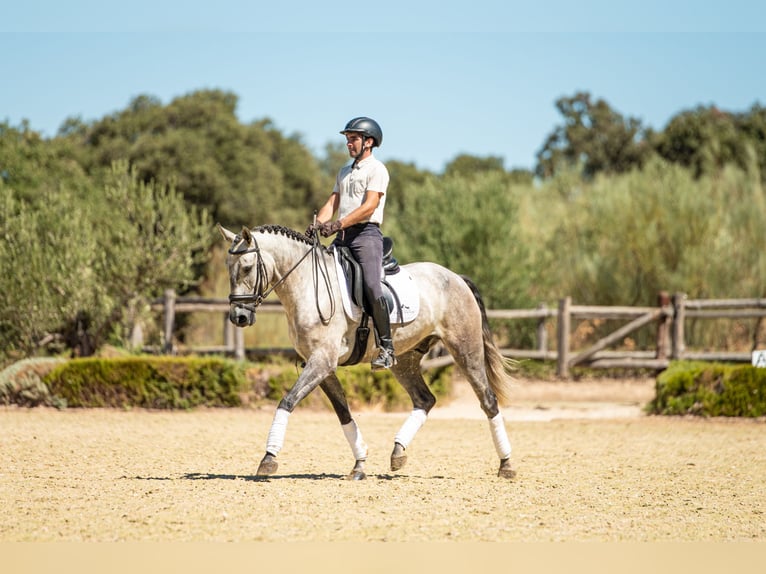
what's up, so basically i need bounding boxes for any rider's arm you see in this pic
[316,193,340,224]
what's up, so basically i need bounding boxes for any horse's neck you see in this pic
[258,232,333,305]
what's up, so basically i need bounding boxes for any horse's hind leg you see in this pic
[389,349,437,472]
[442,336,515,479]
[320,373,368,480]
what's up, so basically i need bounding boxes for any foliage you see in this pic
[536,92,652,179]
[66,90,331,229]
[649,361,766,417]
[0,185,102,358]
[386,171,540,310]
[0,357,66,407]
[0,356,454,411]
[5,88,766,360]
[543,158,766,306]
[44,356,247,409]
[264,363,453,411]
[94,163,213,345]
[655,104,764,181]
[0,159,211,360]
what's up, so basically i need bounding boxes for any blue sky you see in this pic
[2,2,765,172]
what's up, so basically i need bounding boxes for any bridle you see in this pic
[227,232,336,324]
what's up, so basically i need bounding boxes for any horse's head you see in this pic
[218,224,266,327]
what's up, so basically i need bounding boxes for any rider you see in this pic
[307,117,395,370]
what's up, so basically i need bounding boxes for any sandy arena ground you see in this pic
[2,377,765,542]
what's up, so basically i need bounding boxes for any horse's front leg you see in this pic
[388,350,437,472]
[319,373,368,480]
[257,353,335,477]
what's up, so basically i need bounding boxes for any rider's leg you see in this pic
[348,225,395,370]
[369,295,395,370]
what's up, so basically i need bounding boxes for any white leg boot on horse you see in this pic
[388,350,437,472]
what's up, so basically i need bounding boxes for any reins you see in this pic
[228,230,335,324]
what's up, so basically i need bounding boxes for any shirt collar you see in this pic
[353,153,375,169]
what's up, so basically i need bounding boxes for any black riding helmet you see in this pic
[340,117,383,148]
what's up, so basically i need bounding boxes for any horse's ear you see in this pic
[217,223,237,243]
[241,227,254,244]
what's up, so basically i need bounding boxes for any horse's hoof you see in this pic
[346,470,367,481]
[390,442,407,471]
[257,454,278,476]
[390,454,407,471]
[498,458,516,479]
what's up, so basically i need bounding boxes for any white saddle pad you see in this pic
[333,251,420,324]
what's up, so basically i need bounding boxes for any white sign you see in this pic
[752,350,766,367]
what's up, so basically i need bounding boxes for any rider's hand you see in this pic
[305,222,319,238]
[319,220,343,237]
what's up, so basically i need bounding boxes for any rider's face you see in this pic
[344,133,367,157]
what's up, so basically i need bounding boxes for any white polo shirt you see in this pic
[333,154,390,225]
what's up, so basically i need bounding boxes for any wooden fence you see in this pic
[148,289,766,378]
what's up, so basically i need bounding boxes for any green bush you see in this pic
[648,361,766,417]
[0,357,67,408]
[264,363,453,411]
[44,356,246,409]
[14,356,453,411]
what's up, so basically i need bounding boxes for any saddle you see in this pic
[334,237,401,314]
[332,237,403,366]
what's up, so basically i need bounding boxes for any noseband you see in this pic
[227,237,270,312]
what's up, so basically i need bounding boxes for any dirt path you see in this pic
[2,378,765,542]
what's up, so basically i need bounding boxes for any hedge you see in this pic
[0,356,452,411]
[648,361,766,417]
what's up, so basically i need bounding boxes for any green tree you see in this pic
[91,162,212,347]
[62,90,329,229]
[0,161,211,361]
[654,105,747,179]
[536,92,651,179]
[0,186,101,361]
[386,171,538,310]
[545,158,766,306]
[444,154,506,178]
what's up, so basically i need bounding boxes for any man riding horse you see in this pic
[306,117,395,371]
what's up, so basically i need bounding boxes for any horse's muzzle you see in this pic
[229,306,255,327]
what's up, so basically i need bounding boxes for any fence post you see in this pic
[656,291,671,360]
[671,292,686,359]
[163,289,176,354]
[556,297,571,378]
[223,314,234,354]
[537,302,548,354]
[234,327,245,360]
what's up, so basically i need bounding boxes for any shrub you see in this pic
[43,356,245,409]
[264,363,453,411]
[648,361,766,417]
[0,357,67,408]
[4,356,453,411]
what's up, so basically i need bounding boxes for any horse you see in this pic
[218,223,516,480]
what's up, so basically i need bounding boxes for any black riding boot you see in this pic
[370,296,396,370]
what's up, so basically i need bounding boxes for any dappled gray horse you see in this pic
[218,224,515,479]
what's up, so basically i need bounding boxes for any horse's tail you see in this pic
[460,275,516,406]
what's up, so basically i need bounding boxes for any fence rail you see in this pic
[148,290,766,377]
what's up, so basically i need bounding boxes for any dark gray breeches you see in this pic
[333,223,383,304]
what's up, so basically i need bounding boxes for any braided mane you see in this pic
[252,224,314,246]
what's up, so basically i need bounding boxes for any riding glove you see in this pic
[305,222,319,238]
[319,220,343,237]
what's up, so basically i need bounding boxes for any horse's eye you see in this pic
[241,265,253,277]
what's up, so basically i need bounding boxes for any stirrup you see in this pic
[371,347,396,371]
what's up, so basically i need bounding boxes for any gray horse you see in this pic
[218,224,516,480]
